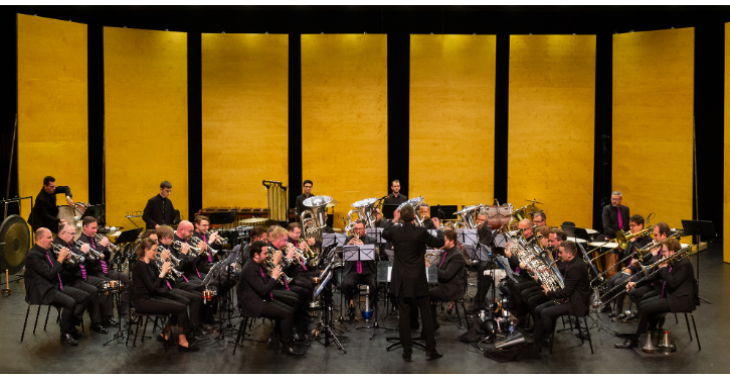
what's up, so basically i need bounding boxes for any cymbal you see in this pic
[524,199,543,205]
[240,217,268,224]
[325,200,338,208]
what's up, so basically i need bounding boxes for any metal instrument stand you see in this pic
[103,289,128,345]
[319,278,346,353]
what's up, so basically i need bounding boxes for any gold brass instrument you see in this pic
[616,227,654,250]
[635,231,682,261]
[52,243,85,264]
[173,240,200,258]
[74,239,103,260]
[298,238,315,259]
[506,206,527,230]
[95,234,120,253]
[397,196,425,226]
[301,195,334,243]
[597,243,699,307]
[591,230,678,284]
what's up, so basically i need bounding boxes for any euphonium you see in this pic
[397,196,425,226]
[52,243,85,264]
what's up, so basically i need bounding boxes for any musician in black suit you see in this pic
[193,215,222,273]
[427,229,466,330]
[601,191,630,238]
[29,176,74,232]
[383,179,408,209]
[531,240,591,351]
[237,241,304,355]
[615,238,696,349]
[295,180,314,217]
[24,228,90,345]
[142,181,178,230]
[382,205,444,362]
[469,211,495,313]
[374,208,391,228]
[419,204,438,230]
[242,226,268,267]
[342,220,377,320]
[55,224,110,333]
[625,222,673,314]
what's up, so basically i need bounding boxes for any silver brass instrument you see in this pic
[74,239,103,260]
[301,195,334,243]
[95,234,120,253]
[643,330,656,354]
[154,256,179,280]
[173,240,200,258]
[265,258,294,286]
[397,196,425,226]
[191,236,216,256]
[453,205,480,229]
[347,198,379,229]
[286,243,309,266]
[52,243,85,264]
[155,246,183,277]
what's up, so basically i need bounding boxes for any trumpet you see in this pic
[191,236,214,256]
[298,238,315,259]
[52,243,85,264]
[286,243,308,266]
[173,240,200,257]
[157,245,182,265]
[265,258,294,286]
[95,234,120,253]
[154,256,182,279]
[74,239,104,260]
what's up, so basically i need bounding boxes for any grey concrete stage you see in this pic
[0,245,728,374]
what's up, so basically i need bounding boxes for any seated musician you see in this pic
[24,228,90,346]
[142,181,178,230]
[625,222,673,317]
[268,226,313,305]
[55,224,110,333]
[521,226,561,323]
[419,203,438,230]
[78,216,128,320]
[133,237,198,352]
[157,225,209,339]
[533,211,547,227]
[531,240,591,352]
[287,222,317,261]
[170,221,208,286]
[237,241,305,355]
[242,226,268,266]
[604,214,653,320]
[29,176,74,233]
[192,215,222,273]
[374,208,391,228]
[342,220,377,320]
[615,238,696,349]
[426,229,466,330]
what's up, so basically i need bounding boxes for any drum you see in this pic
[202,289,217,305]
[331,262,345,287]
[482,204,513,230]
[57,203,87,237]
[102,280,123,295]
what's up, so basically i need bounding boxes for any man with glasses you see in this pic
[30,176,75,233]
[602,191,630,239]
[342,220,377,320]
[143,181,178,230]
[295,180,314,218]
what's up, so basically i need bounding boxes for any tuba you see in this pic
[397,196,425,226]
[301,195,334,243]
[453,205,480,229]
[347,198,378,230]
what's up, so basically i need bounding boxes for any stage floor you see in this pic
[0,244,728,374]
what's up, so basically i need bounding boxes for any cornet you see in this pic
[95,234,120,253]
[173,240,200,257]
[74,239,103,260]
[52,243,85,264]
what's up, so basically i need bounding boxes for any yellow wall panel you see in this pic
[508,35,596,228]
[725,23,730,263]
[104,27,188,228]
[613,28,694,235]
[301,34,387,228]
[17,14,88,226]
[410,35,496,209]
[201,34,288,209]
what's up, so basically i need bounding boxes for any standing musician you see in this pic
[237,241,305,355]
[601,191,630,239]
[157,225,210,339]
[604,214,653,320]
[374,208,391,228]
[29,176,75,233]
[383,179,408,208]
[295,180,314,217]
[531,240,591,352]
[426,229,466,331]
[342,220,377,320]
[142,181,178,230]
[55,224,111,333]
[469,211,494,313]
[382,205,443,362]
[132,237,199,352]
[78,216,129,319]
[24,228,90,346]
[615,238,696,349]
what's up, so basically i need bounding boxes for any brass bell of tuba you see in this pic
[301,195,334,243]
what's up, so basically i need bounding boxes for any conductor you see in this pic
[382,205,444,362]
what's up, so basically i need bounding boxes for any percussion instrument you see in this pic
[101,280,124,295]
[0,215,30,274]
[481,203,513,230]
[202,289,217,305]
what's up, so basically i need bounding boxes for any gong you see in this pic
[0,215,31,274]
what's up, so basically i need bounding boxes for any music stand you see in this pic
[322,233,346,249]
[431,205,457,220]
[382,204,398,220]
[115,228,142,245]
[681,219,715,304]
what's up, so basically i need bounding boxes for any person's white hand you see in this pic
[393,209,401,222]
[273,250,282,265]
[57,247,69,262]
[59,219,67,224]
[431,217,440,229]
[626,282,636,291]
[425,259,431,268]
[161,250,171,261]
[100,237,109,248]
[66,196,74,206]
[181,243,190,255]
[209,233,218,244]
[271,266,283,279]
[542,285,549,295]
[80,244,90,253]
[161,262,171,275]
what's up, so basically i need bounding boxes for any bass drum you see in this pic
[0,215,31,274]
[57,203,87,237]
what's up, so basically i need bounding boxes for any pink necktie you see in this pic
[356,261,362,275]
[661,266,673,298]
[439,252,448,269]
[46,251,63,291]
[260,267,274,300]
[195,264,201,279]
[617,208,623,230]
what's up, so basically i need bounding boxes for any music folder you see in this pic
[343,244,375,262]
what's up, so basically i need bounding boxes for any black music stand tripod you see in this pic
[681,219,714,305]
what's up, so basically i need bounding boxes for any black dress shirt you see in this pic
[546,258,592,317]
[601,204,630,237]
[24,244,64,305]
[383,193,408,207]
[295,193,314,216]
[237,259,277,318]
[30,186,72,232]
[142,194,177,229]
[343,234,376,275]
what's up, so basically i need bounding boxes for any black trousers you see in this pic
[167,286,202,329]
[343,270,378,306]
[68,280,103,324]
[94,270,129,316]
[50,286,90,333]
[472,262,494,309]
[397,288,437,355]
[629,285,659,309]
[259,300,295,350]
[276,285,309,331]
[134,296,188,330]
[603,272,630,312]
[533,302,571,344]
[634,295,670,337]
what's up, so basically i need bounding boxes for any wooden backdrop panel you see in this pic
[201,34,288,209]
[508,35,596,228]
[104,27,188,229]
[17,14,88,228]
[301,34,387,229]
[409,35,496,212]
[613,28,694,235]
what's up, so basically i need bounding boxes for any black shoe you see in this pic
[283,346,306,355]
[614,338,637,349]
[601,305,612,313]
[348,306,357,321]
[389,307,398,317]
[434,322,440,331]
[410,323,420,330]
[103,318,119,327]
[178,344,200,352]
[91,323,109,334]
[69,327,82,339]
[426,351,443,361]
[61,333,79,346]
[402,352,412,362]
